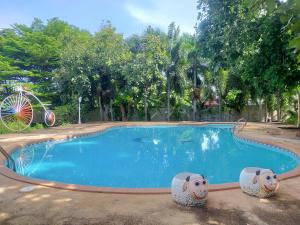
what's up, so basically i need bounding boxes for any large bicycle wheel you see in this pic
[0,93,33,132]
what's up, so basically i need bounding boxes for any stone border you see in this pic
[0,122,299,194]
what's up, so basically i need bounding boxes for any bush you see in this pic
[283,110,297,125]
[32,123,45,130]
[54,104,78,125]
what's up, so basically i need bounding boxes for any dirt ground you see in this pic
[0,122,300,225]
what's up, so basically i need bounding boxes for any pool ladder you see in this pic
[0,145,16,172]
[234,118,247,133]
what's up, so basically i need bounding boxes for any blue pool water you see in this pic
[9,125,300,188]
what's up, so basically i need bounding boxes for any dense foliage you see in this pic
[0,0,299,125]
[197,0,300,121]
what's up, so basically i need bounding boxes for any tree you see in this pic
[92,23,131,121]
[0,18,90,105]
[166,22,179,121]
[240,0,300,122]
[56,22,131,121]
[126,32,168,121]
[197,0,235,120]
[196,0,299,122]
[278,0,300,126]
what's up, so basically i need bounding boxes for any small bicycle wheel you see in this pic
[0,93,33,132]
[44,110,55,126]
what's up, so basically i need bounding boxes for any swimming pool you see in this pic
[8,124,300,189]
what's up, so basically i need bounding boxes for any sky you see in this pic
[0,0,198,37]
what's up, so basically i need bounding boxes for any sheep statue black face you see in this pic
[171,172,208,207]
[239,167,279,198]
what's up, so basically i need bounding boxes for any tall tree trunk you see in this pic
[104,105,109,121]
[258,99,262,122]
[144,90,148,121]
[277,104,281,122]
[271,110,274,122]
[218,93,222,121]
[264,100,268,123]
[110,99,114,121]
[276,92,281,122]
[127,103,131,121]
[167,73,170,121]
[247,101,250,121]
[98,96,103,121]
[192,64,197,121]
[120,105,127,121]
[298,93,300,127]
[217,73,222,121]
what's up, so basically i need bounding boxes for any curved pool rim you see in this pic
[1,122,300,194]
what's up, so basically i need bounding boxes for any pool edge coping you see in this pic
[0,122,300,194]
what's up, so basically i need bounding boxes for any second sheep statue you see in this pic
[239,167,279,198]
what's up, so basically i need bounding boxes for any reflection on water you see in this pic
[201,130,220,152]
[10,125,300,188]
[14,140,56,175]
[16,147,34,175]
[153,139,160,145]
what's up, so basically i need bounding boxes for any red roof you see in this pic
[204,100,218,107]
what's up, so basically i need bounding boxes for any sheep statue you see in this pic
[239,167,279,198]
[171,172,208,207]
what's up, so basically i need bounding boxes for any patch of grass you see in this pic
[0,122,45,134]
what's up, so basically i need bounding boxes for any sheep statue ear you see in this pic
[252,170,260,184]
[182,176,190,192]
[201,174,205,180]
[186,176,190,182]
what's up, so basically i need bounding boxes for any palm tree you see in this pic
[166,22,180,121]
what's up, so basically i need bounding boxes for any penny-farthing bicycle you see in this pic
[0,87,55,132]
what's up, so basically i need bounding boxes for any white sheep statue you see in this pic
[239,167,279,198]
[171,172,208,207]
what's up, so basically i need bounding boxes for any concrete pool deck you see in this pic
[0,122,300,225]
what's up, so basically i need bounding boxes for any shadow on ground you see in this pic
[172,204,248,225]
[1,196,300,225]
[192,198,300,225]
[251,198,300,225]
[1,214,164,225]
